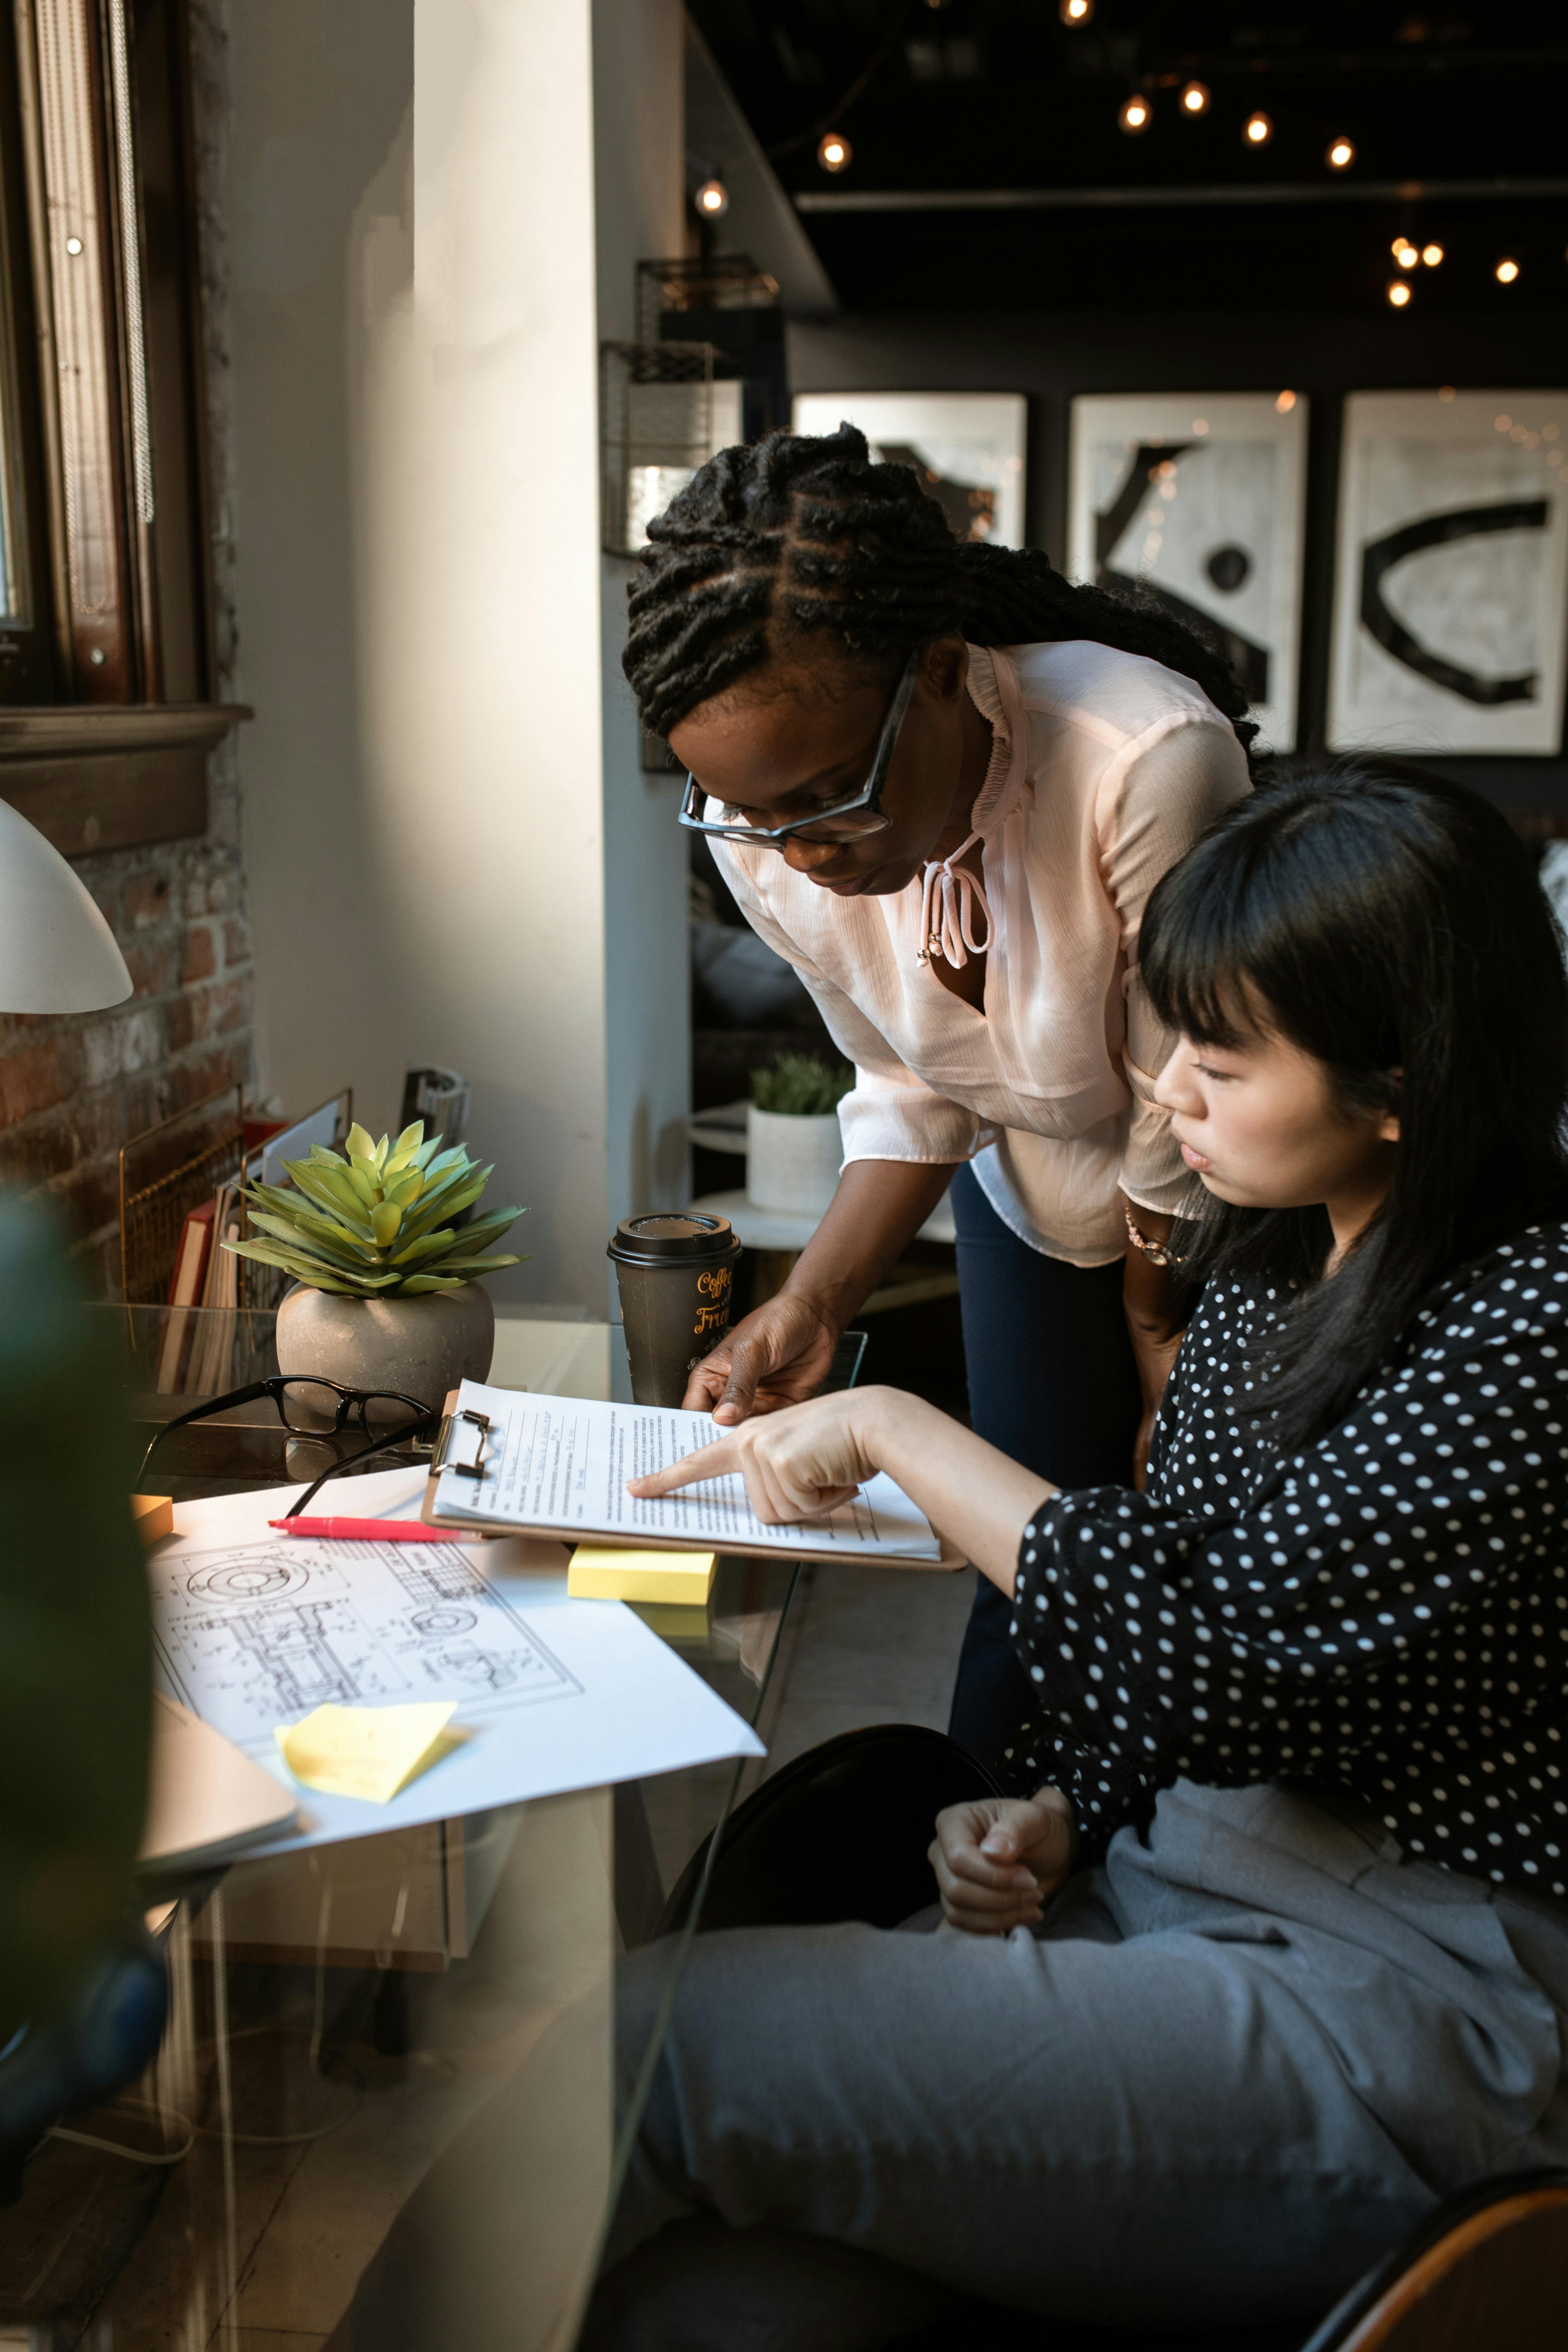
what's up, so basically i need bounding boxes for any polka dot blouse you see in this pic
[1003,1222,1568,1897]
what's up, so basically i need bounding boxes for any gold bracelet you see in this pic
[1124,1209,1186,1269]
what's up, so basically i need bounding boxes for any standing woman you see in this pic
[624,424,1253,1765]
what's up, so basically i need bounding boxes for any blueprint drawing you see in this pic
[151,1537,581,1757]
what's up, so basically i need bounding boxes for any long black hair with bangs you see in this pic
[1140,762,1568,1452]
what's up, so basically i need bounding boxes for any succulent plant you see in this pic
[223,1121,526,1298]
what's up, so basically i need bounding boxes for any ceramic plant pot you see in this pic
[276,1280,495,1425]
[745,1105,843,1214]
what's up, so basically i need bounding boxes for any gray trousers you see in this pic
[584,1781,1568,2351]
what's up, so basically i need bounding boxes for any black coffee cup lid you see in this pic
[607,1211,739,1264]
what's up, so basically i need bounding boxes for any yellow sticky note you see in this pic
[634,1602,712,1642]
[275,1701,459,1805]
[568,1546,716,1605]
[131,1493,173,1545]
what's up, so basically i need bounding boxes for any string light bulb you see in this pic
[1118,95,1152,134]
[1387,280,1412,308]
[1496,257,1519,283]
[1422,243,1444,266]
[1393,240,1418,269]
[1243,112,1272,147]
[1180,81,1210,116]
[1058,0,1093,20]
[816,132,852,173]
[1326,136,1355,170]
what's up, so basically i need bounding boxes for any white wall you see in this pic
[228,0,413,1152]
[230,0,690,1312]
[594,0,691,1247]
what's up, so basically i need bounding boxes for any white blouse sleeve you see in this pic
[1097,714,1251,1217]
[712,842,986,1170]
[837,1060,988,1168]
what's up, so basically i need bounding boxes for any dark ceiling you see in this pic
[686,1,1568,313]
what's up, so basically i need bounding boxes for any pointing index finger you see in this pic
[627,1435,742,1499]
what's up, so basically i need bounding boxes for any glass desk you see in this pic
[0,1306,800,2351]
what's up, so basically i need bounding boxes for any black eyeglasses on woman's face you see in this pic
[137,1375,437,1517]
[676,649,920,849]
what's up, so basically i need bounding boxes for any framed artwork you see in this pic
[791,392,1027,547]
[1067,392,1308,753]
[1328,390,1568,755]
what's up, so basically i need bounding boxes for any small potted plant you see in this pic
[746,1053,853,1215]
[224,1121,525,1419]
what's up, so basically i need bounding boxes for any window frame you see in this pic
[0,0,244,850]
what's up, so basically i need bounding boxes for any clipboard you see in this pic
[417,1392,968,1573]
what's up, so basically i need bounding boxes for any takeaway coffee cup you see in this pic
[607,1212,743,1407]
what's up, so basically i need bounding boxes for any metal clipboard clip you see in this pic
[432,1407,491,1481]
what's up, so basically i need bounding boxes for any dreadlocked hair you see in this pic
[623,422,1258,756]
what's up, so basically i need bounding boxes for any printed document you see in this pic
[432,1381,942,1560]
[148,1469,764,1855]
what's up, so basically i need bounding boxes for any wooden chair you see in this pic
[1299,2167,1568,2350]
[888,2170,1568,2350]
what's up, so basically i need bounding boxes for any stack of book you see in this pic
[150,1093,349,1397]
[155,1181,244,1395]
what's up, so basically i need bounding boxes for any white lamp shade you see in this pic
[0,797,133,1013]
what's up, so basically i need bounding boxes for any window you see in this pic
[0,0,212,708]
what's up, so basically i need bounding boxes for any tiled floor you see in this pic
[757,1556,975,1776]
[636,1556,977,1901]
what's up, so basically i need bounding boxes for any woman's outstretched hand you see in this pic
[631,1384,1056,1605]
[679,1292,843,1423]
[928,1789,1078,1935]
[628,1387,883,1522]
[679,1161,962,1421]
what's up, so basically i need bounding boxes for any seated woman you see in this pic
[590,766,1568,2349]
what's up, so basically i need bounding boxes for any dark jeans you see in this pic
[947,1160,1141,1771]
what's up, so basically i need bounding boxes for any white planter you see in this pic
[746,1105,843,1215]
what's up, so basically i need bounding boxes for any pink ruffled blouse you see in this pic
[714,640,1251,1266]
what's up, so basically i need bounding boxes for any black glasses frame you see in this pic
[677,648,920,847]
[138,1375,438,1518]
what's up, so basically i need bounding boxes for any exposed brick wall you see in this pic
[0,0,256,1293]
[0,743,255,1293]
